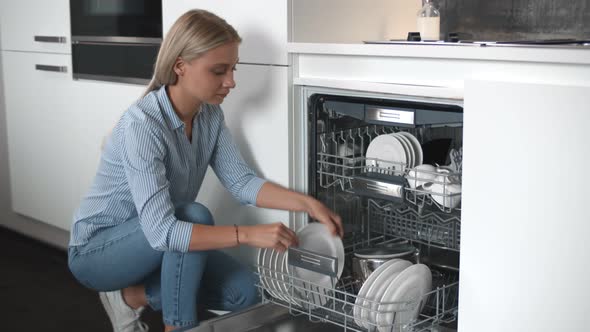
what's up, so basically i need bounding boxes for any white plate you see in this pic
[256,248,271,297]
[376,264,432,332]
[292,223,345,307]
[392,133,415,168]
[258,248,282,301]
[274,250,299,305]
[353,259,401,327]
[397,132,423,166]
[268,249,293,303]
[366,134,407,173]
[360,260,413,329]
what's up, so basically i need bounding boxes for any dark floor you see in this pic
[0,226,174,331]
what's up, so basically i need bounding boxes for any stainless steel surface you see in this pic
[73,73,150,85]
[34,35,67,43]
[350,176,404,200]
[353,244,417,259]
[71,36,162,44]
[288,246,338,278]
[365,107,415,125]
[35,64,68,73]
[351,256,404,284]
[352,244,419,285]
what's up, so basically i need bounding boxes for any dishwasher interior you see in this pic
[256,93,463,332]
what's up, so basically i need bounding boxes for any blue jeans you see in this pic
[68,202,260,330]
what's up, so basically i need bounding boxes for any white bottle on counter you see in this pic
[417,0,440,40]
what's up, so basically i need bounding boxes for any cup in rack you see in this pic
[423,174,462,209]
[435,166,461,183]
[406,164,437,189]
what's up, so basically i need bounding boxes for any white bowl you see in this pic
[406,164,437,189]
[424,174,462,209]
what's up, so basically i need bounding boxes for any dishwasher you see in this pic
[192,89,463,332]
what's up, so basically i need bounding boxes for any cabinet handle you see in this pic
[35,64,68,73]
[34,35,67,44]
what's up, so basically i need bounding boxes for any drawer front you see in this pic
[0,0,71,53]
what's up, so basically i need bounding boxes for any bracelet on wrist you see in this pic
[234,224,240,246]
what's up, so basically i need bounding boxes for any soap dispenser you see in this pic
[417,0,440,41]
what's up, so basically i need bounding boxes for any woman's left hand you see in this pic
[305,198,344,238]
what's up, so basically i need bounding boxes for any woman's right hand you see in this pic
[240,222,298,252]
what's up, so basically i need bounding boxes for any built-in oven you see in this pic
[70,0,162,84]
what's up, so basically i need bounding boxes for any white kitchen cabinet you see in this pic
[163,0,288,65]
[460,80,590,332]
[0,0,71,54]
[3,51,74,230]
[196,64,289,264]
[2,50,143,230]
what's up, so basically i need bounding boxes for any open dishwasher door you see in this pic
[188,303,458,332]
[187,303,344,332]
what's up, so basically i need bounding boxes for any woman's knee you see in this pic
[175,202,214,226]
[238,279,260,308]
[229,270,260,309]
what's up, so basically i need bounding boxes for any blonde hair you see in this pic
[143,9,241,96]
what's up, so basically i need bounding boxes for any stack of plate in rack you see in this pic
[366,132,423,173]
[257,246,299,305]
[353,260,432,331]
[257,223,345,307]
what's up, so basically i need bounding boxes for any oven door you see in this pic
[70,0,162,43]
[72,42,159,84]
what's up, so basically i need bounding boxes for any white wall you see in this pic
[291,0,422,43]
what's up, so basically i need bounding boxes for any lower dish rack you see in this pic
[254,247,459,332]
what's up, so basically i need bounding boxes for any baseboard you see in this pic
[0,212,69,251]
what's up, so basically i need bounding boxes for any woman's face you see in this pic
[176,42,239,105]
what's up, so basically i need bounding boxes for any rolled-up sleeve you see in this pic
[122,121,192,252]
[209,114,266,206]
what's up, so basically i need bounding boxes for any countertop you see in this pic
[288,42,590,65]
[287,42,590,100]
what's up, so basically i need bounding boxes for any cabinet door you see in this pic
[0,0,71,53]
[2,50,144,230]
[163,0,288,65]
[196,64,289,264]
[64,80,145,229]
[460,80,590,332]
[3,51,74,230]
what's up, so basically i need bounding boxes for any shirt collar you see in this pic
[157,85,185,131]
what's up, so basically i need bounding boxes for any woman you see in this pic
[68,9,343,332]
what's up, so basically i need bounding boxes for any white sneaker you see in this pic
[99,290,149,332]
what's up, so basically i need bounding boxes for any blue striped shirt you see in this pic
[69,85,266,252]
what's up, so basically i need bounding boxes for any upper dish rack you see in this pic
[318,152,461,214]
[316,127,462,215]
